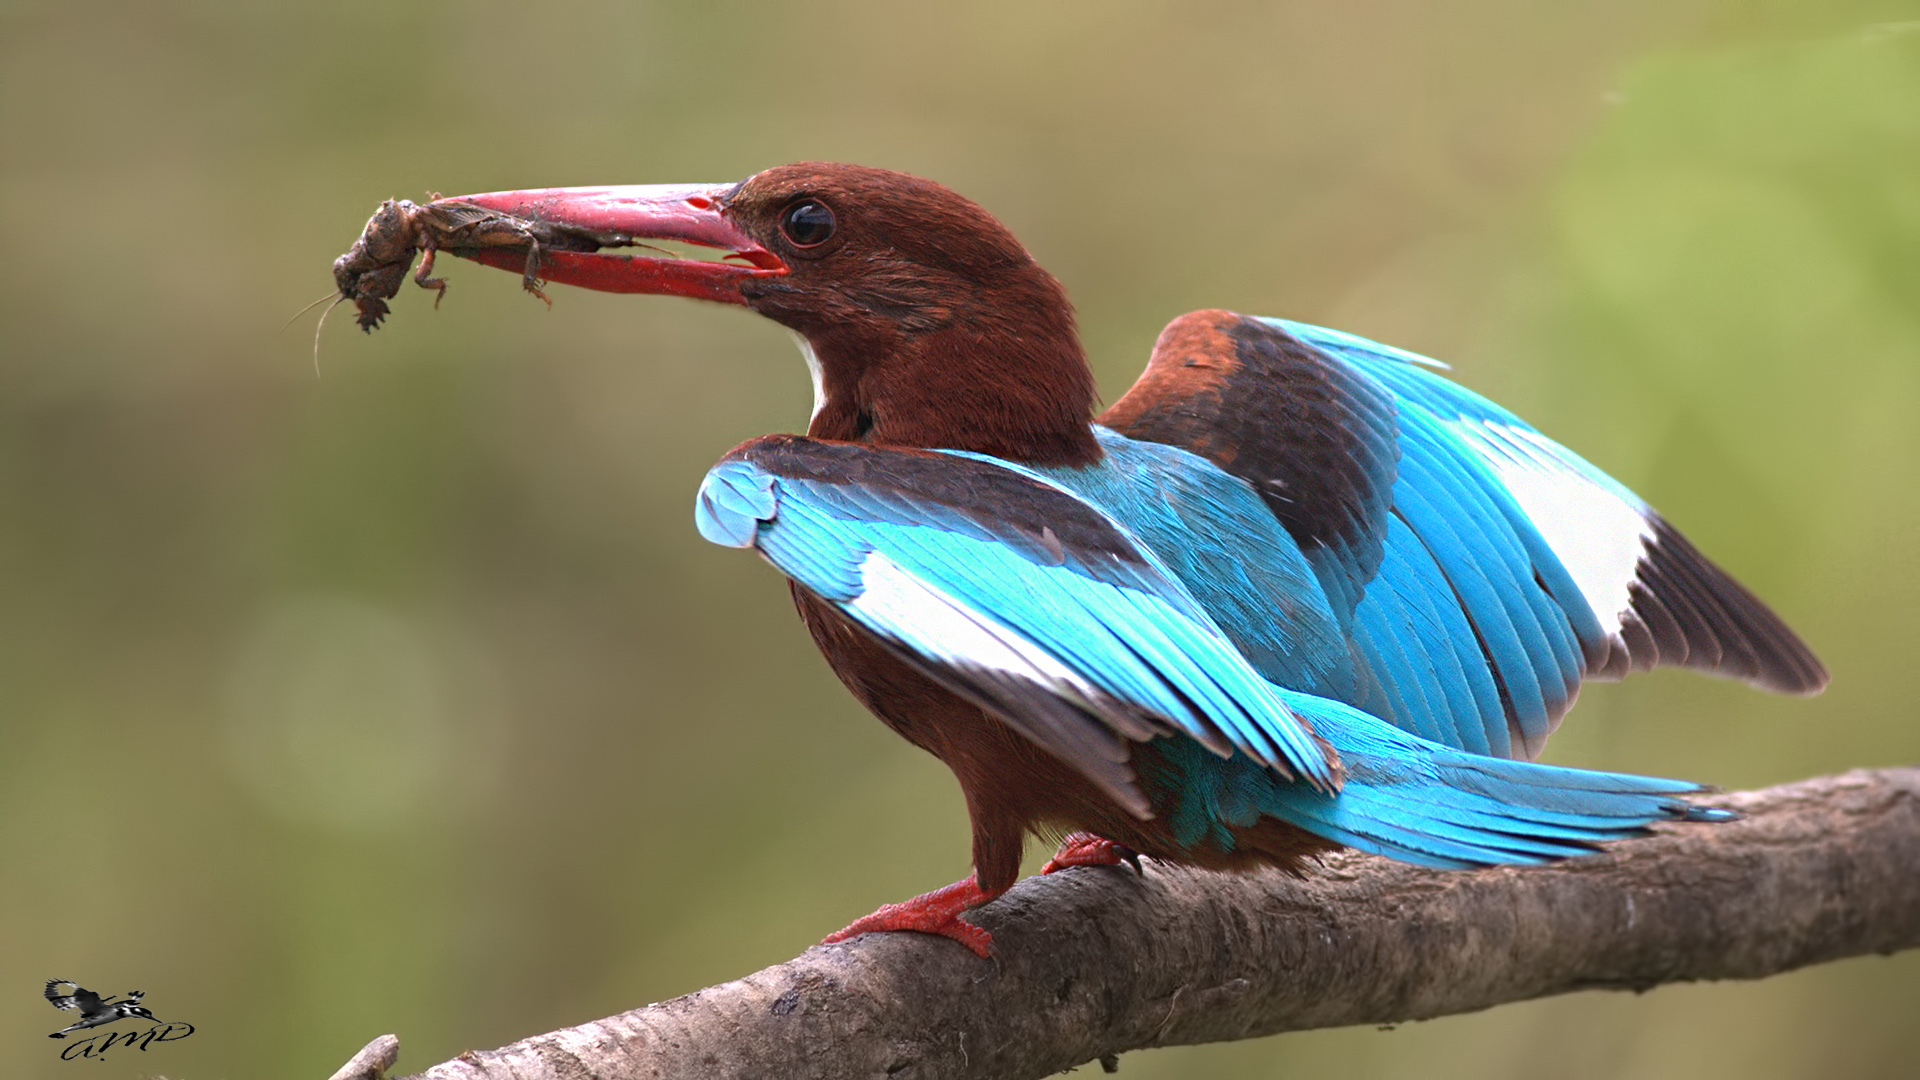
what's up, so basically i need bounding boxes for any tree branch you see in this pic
[332,767,1920,1080]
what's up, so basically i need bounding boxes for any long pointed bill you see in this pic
[433,184,784,304]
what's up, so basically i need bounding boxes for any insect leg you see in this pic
[521,237,552,307]
[413,244,450,309]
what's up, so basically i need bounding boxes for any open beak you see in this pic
[435,184,785,304]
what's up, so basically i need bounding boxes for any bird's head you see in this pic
[448,163,1100,465]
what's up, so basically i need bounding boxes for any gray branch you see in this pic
[330,767,1920,1080]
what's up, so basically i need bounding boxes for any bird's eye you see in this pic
[780,200,835,247]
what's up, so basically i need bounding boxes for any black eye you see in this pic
[780,200,835,247]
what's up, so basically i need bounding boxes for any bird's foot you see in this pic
[821,875,999,958]
[1042,832,1142,875]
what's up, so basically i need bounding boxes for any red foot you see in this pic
[1041,832,1141,875]
[822,875,1000,958]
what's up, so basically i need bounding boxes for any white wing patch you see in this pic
[848,549,1103,700]
[1444,419,1652,636]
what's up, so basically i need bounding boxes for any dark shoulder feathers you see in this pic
[1101,310,1399,618]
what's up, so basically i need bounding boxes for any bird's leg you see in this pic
[1041,832,1142,875]
[821,874,1002,958]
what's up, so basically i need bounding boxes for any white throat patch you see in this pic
[789,331,827,423]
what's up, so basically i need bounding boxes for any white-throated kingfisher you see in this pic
[427,164,1826,957]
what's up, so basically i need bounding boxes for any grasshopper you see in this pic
[332,196,638,332]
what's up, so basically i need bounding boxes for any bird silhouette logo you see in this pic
[44,980,162,1039]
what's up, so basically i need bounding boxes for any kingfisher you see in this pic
[44,981,160,1039]
[417,164,1825,956]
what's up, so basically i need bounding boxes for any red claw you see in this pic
[822,875,1000,958]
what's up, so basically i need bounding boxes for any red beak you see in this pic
[437,184,784,304]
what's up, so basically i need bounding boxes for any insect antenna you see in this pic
[311,294,349,378]
[282,289,342,333]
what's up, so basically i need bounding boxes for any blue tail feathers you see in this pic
[1149,688,1730,871]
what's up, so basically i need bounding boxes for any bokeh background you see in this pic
[4,2,1918,1077]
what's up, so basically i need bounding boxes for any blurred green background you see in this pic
[3,2,1917,1077]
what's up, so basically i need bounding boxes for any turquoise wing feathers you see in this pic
[692,433,1735,871]
[1150,686,1730,870]
[1275,315,1824,701]
[695,436,1343,812]
[1099,311,1825,766]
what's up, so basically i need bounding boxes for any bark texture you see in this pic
[339,767,1919,1080]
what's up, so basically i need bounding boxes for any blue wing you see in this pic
[698,435,1732,867]
[1099,310,1826,763]
[694,435,1342,812]
[1150,687,1731,870]
[1275,317,1826,702]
